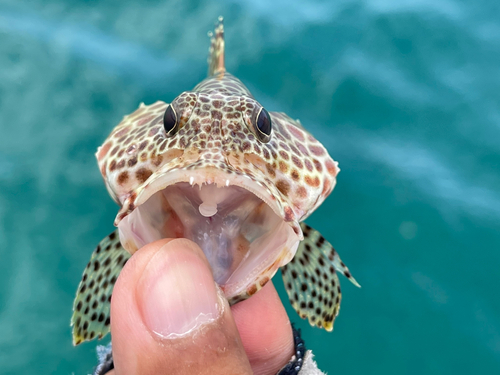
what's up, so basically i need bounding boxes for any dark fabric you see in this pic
[93,343,114,375]
[276,326,306,375]
[92,325,305,375]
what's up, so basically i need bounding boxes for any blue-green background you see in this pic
[1,0,499,374]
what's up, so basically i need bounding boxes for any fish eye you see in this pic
[254,107,272,142]
[163,105,178,136]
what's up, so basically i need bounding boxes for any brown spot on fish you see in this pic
[136,168,152,184]
[116,159,125,169]
[313,159,323,172]
[313,176,320,187]
[288,125,305,141]
[296,186,307,198]
[263,148,270,159]
[117,172,129,185]
[304,159,313,172]
[279,161,289,173]
[110,146,119,157]
[305,175,320,187]
[247,284,258,296]
[152,154,163,166]
[276,180,290,196]
[136,129,147,138]
[128,192,137,204]
[127,156,138,167]
[123,136,134,146]
[100,162,107,177]
[259,276,270,288]
[279,142,290,152]
[137,115,154,126]
[279,150,290,161]
[289,144,300,157]
[113,126,131,138]
[211,110,222,120]
[265,163,276,178]
[292,156,303,169]
[325,160,338,176]
[97,142,112,161]
[309,145,326,156]
[296,142,309,156]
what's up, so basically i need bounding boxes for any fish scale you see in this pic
[72,17,359,345]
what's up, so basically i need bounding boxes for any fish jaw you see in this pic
[115,161,301,300]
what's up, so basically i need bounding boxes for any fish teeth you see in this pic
[225,179,230,187]
[189,176,195,186]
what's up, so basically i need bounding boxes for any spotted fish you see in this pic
[71,17,360,345]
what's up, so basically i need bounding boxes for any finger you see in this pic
[107,283,294,375]
[110,238,252,375]
[231,281,294,375]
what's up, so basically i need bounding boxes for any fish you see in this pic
[71,17,360,345]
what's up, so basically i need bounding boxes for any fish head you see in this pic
[95,74,339,301]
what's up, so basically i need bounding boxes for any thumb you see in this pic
[109,238,252,375]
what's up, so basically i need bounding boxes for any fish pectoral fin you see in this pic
[71,230,131,345]
[281,222,360,331]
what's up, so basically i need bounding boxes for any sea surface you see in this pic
[0,0,499,374]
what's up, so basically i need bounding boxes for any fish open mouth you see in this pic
[117,166,301,299]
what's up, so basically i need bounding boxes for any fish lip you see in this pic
[114,163,302,240]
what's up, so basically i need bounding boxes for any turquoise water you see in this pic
[1,0,499,373]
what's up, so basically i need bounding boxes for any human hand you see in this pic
[106,238,295,375]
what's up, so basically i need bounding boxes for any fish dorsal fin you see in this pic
[208,16,225,77]
[71,230,131,345]
[281,223,360,331]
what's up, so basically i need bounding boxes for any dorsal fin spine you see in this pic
[208,16,225,77]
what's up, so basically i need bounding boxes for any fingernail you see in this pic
[137,240,220,338]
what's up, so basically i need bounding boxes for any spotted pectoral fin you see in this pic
[281,223,360,331]
[71,230,131,345]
